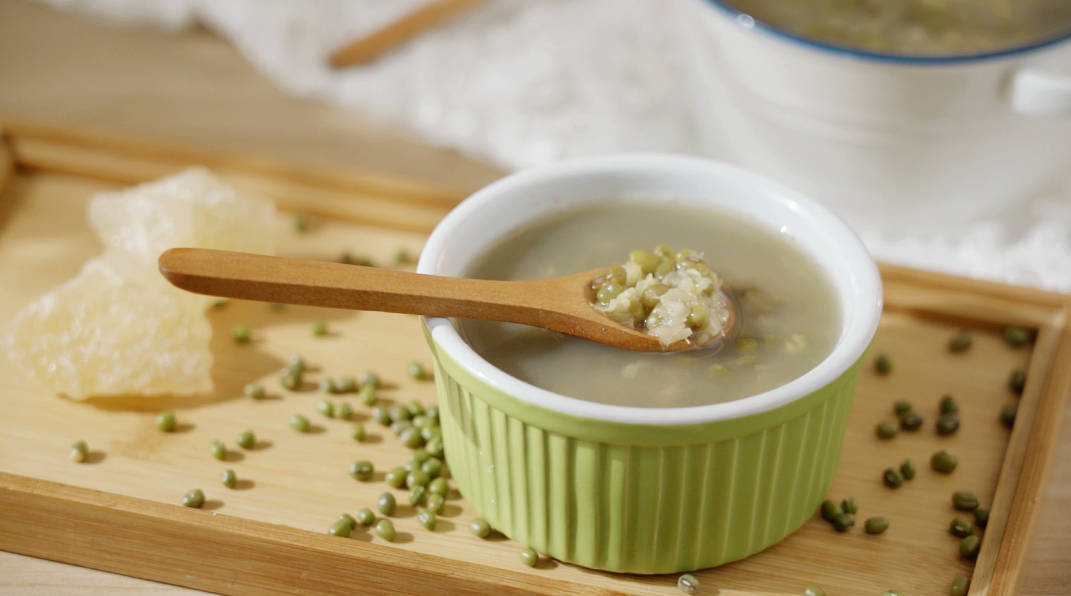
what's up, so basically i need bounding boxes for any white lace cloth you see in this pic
[38,0,1071,292]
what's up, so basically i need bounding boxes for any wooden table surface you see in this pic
[1,1,1067,593]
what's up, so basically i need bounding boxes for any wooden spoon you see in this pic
[158,248,735,352]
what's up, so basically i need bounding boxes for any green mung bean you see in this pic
[426,493,445,514]
[936,413,960,435]
[327,518,351,537]
[820,499,842,522]
[351,424,367,442]
[181,489,205,508]
[893,400,911,415]
[243,383,266,400]
[832,512,855,532]
[236,430,255,450]
[864,516,889,535]
[375,518,396,541]
[386,466,407,489]
[338,513,356,530]
[156,411,177,432]
[949,517,973,538]
[874,354,892,375]
[948,330,972,353]
[950,574,970,596]
[314,399,333,418]
[939,394,958,414]
[417,509,437,530]
[841,497,858,515]
[289,414,310,432]
[1000,404,1017,428]
[899,411,923,431]
[974,508,989,529]
[469,517,491,538]
[960,534,981,559]
[1003,326,1030,347]
[883,468,903,489]
[1009,370,1026,395]
[900,459,916,480]
[349,460,374,481]
[70,440,88,463]
[337,376,357,393]
[377,492,396,516]
[953,491,979,511]
[407,362,427,380]
[520,547,539,567]
[932,450,958,473]
[312,321,328,336]
[356,507,375,526]
[233,325,252,344]
[371,406,391,426]
[209,440,226,461]
[876,421,899,440]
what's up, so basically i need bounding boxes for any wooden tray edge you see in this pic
[2,120,1070,595]
[0,472,626,596]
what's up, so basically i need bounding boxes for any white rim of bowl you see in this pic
[418,153,882,426]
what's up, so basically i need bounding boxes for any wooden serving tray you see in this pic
[1,121,1069,595]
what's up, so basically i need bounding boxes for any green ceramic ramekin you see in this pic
[417,155,882,574]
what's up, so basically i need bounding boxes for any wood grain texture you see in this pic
[0,135,1068,595]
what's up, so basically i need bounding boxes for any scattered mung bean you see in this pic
[209,440,226,461]
[893,400,911,415]
[236,430,255,450]
[359,384,378,406]
[900,459,916,481]
[1000,404,1017,428]
[221,469,237,488]
[864,517,889,535]
[312,321,328,336]
[469,517,491,538]
[70,440,88,463]
[876,421,899,440]
[356,507,375,526]
[371,406,391,426]
[407,469,431,488]
[360,371,380,390]
[936,413,960,436]
[883,468,903,489]
[289,414,310,432]
[349,460,374,481]
[820,500,841,522]
[375,518,396,541]
[939,394,958,414]
[400,427,425,449]
[417,509,437,530]
[520,547,539,567]
[407,362,427,380]
[243,383,266,400]
[338,513,356,530]
[953,491,979,511]
[335,401,352,420]
[948,330,972,353]
[409,485,427,507]
[841,497,858,515]
[900,411,923,431]
[377,492,396,516]
[351,424,367,442]
[974,508,989,529]
[156,411,177,432]
[1003,326,1029,347]
[832,512,855,532]
[949,517,973,538]
[337,376,357,393]
[960,534,981,559]
[422,458,443,479]
[386,467,407,489]
[803,585,826,596]
[281,371,302,391]
[292,214,308,233]
[426,493,445,514]
[406,401,426,417]
[316,399,335,417]
[932,450,958,473]
[950,573,970,596]
[1009,370,1026,396]
[233,325,252,344]
[875,354,892,375]
[181,489,205,508]
[428,477,449,496]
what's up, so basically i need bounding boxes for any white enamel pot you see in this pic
[680,0,1071,233]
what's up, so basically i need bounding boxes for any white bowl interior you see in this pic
[418,154,882,425]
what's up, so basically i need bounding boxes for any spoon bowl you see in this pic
[158,248,735,352]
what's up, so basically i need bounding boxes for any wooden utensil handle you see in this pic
[158,247,566,325]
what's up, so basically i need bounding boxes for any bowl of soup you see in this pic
[678,0,1071,234]
[417,154,882,573]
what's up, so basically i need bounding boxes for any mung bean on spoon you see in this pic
[158,248,737,352]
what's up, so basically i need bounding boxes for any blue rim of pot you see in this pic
[702,0,1071,64]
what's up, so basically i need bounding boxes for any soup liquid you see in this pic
[726,0,1071,56]
[458,202,841,408]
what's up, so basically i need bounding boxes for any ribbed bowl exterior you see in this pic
[429,340,860,574]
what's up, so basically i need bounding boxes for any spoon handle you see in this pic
[158,248,569,324]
